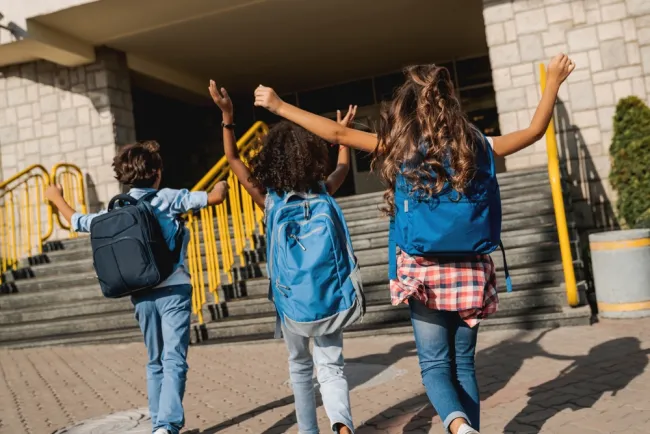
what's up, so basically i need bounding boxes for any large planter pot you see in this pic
[589,229,650,318]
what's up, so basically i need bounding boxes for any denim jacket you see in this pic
[72,188,208,288]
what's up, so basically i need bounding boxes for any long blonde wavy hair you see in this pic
[373,64,480,215]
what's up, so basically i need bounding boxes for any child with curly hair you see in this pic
[209,80,358,434]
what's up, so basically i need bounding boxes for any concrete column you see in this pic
[0,47,135,211]
[483,0,650,229]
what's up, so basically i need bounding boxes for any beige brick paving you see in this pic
[1,319,650,433]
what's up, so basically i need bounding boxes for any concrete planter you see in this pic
[589,229,650,318]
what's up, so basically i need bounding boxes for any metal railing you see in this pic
[51,163,88,239]
[186,121,269,323]
[539,63,579,307]
[0,163,87,281]
[0,165,52,276]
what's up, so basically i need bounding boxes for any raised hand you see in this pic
[337,105,358,127]
[45,184,64,203]
[547,54,575,85]
[254,85,283,114]
[209,81,233,115]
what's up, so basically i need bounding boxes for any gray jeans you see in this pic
[282,326,354,434]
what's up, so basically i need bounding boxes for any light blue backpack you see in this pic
[265,186,365,337]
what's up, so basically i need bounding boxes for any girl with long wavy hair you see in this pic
[254,54,575,434]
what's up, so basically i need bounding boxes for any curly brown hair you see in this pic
[247,121,330,194]
[113,141,163,188]
[373,64,480,215]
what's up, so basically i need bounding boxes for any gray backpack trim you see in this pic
[279,262,365,338]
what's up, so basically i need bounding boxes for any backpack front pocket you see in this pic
[275,215,350,322]
[93,238,160,297]
[408,196,498,255]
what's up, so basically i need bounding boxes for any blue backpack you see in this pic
[266,186,366,337]
[388,134,512,292]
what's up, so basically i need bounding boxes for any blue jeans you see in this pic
[409,300,480,432]
[133,284,192,434]
[282,326,354,434]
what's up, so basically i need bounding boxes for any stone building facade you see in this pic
[484,0,650,228]
[1,0,649,230]
[0,48,135,210]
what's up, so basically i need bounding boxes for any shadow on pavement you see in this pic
[197,340,417,434]
[356,328,554,433]
[503,337,648,433]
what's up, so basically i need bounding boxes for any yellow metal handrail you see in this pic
[539,63,579,307]
[51,163,88,239]
[187,121,269,323]
[0,165,52,275]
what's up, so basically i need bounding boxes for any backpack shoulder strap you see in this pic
[499,241,513,293]
[136,191,158,204]
[388,217,397,280]
[108,194,137,211]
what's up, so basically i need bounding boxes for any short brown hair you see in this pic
[113,141,163,188]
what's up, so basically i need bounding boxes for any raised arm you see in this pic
[254,86,379,153]
[491,54,575,157]
[45,185,77,224]
[326,105,357,195]
[209,81,266,209]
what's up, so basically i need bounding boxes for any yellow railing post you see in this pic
[539,63,579,307]
[50,163,87,236]
[178,121,269,322]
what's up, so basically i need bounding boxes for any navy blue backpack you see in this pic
[266,186,366,337]
[90,192,184,298]
[388,134,512,292]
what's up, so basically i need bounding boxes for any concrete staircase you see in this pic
[0,168,592,348]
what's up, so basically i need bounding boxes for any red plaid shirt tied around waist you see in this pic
[390,251,499,328]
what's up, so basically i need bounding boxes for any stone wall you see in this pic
[0,47,135,211]
[483,0,650,229]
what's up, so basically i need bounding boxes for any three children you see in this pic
[46,52,575,434]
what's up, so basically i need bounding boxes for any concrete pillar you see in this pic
[483,0,650,229]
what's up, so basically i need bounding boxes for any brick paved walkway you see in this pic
[1,319,650,434]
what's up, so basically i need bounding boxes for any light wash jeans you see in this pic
[409,300,480,432]
[282,326,354,434]
[133,284,192,434]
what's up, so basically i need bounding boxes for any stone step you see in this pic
[0,297,133,326]
[332,168,551,209]
[237,261,565,299]
[222,284,570,318]
[230,243,564,285]
[0,304,591,350]
[0,310,138,343]
[194,304,591,345]
[0,328,145,349]
[51,173,555,245]
[28,218,564,283]
[0,284,101,310]
[12,272,98,293]
[341,193,554,223]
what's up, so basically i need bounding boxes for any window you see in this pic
[374,72,404,102]
[455,56,492,88]
[299,79,374,114]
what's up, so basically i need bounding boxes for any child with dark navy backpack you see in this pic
[253,54,575,434]
[209,80,363,434]
[45,141,230,434]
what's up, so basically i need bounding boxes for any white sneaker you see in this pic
[153,429,170,434]
[457,424,480,434]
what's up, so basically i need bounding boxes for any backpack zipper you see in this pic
[269,199,327,281]
[289,234,307,251]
